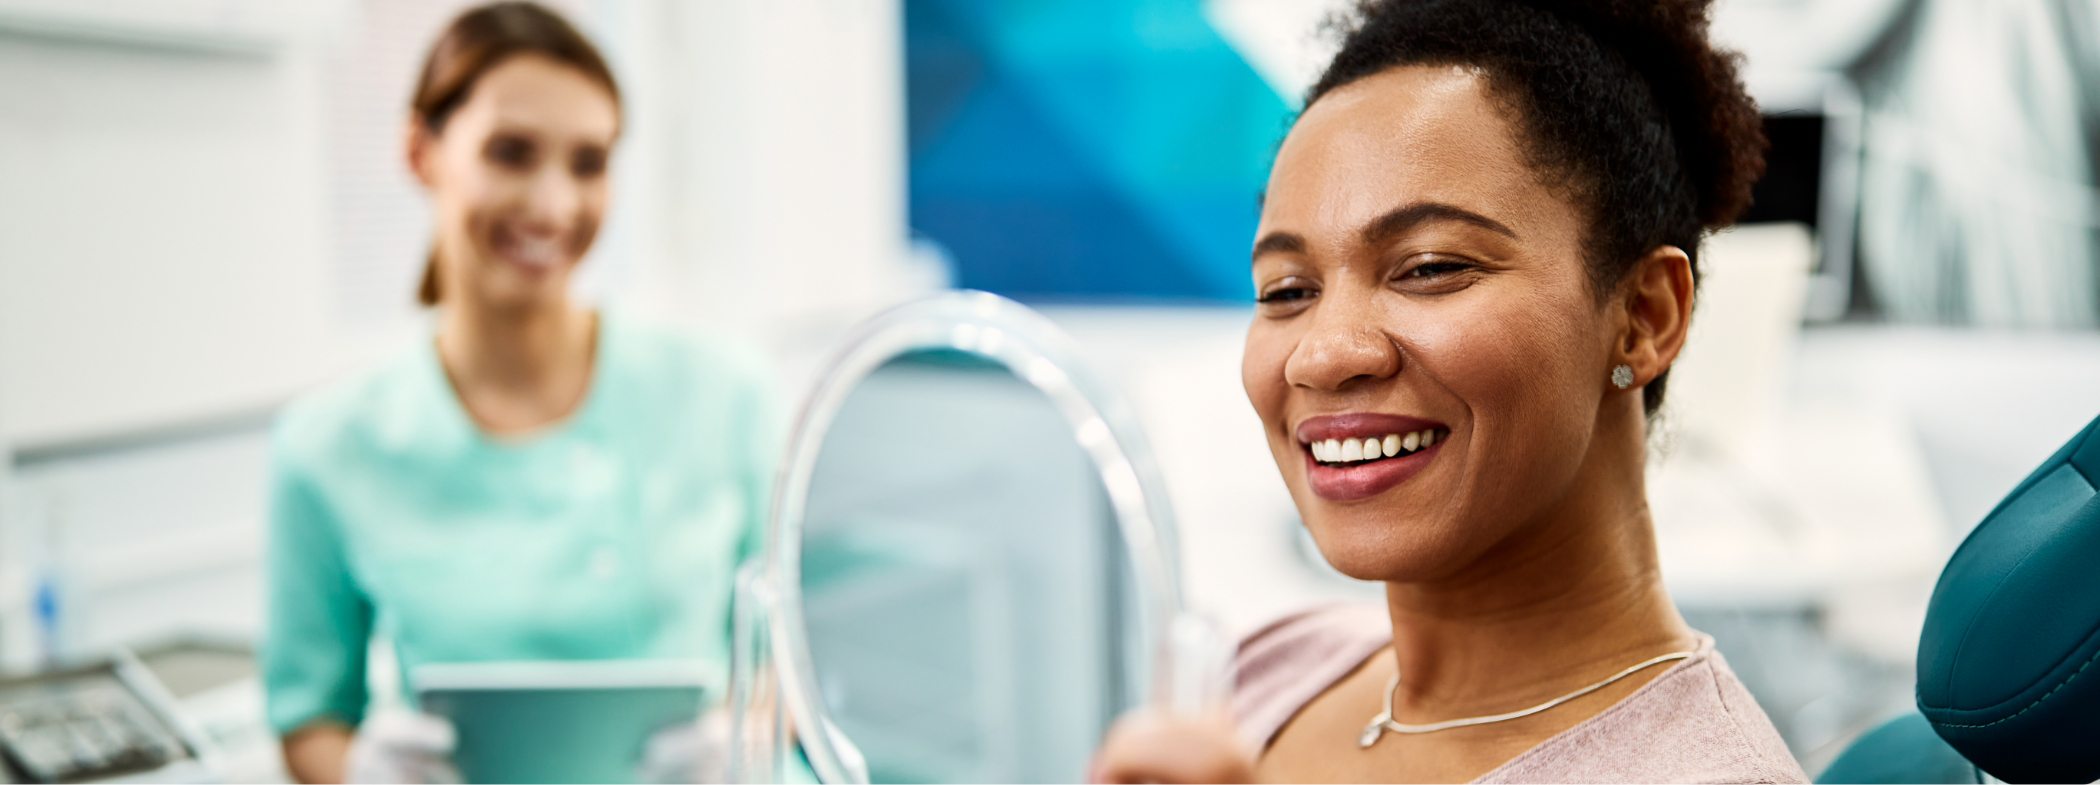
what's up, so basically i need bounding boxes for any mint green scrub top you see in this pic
[261,312,776,734]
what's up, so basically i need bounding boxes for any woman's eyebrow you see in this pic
[1251,231,1305,264]
[1362,202,1518,244]
[1251,203,1513,265]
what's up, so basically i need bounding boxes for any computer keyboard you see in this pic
[0,663,196,783]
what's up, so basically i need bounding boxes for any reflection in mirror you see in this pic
[798,351,1141,783]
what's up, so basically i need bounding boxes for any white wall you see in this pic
[601,0,918,354]
[0,25,415,448]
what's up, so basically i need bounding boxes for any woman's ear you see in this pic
[404,118,438,188]
[1614,245,1695,389]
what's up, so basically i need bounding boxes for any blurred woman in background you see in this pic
[1093,0,1802,781]
[262,3,772,781]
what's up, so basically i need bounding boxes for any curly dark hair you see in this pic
[1307,0,1767,414]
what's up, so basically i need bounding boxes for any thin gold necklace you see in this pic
[1358,651,1693,748]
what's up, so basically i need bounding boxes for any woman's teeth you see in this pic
[511,237,561,268]
[1309,429,1441,466]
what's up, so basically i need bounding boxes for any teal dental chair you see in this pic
[1819,414,2100,784]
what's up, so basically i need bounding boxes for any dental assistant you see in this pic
[262,4,772,782]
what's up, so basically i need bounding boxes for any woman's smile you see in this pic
[1295,412,1451,501]
[487,221,571,273]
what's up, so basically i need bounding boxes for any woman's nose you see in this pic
[522,165,582,228]
[1283,299,1403,392]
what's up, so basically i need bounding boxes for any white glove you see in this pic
[636,707,733,784]
[344,708,462,784]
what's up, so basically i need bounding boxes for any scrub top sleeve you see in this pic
[261,435,375,735]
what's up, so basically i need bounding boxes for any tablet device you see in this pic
[413,660,709,784]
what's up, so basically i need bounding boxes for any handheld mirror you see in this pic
[728,291,1222,783]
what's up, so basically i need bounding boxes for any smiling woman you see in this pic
[1091,1,1798,783]
[261,4,775,783]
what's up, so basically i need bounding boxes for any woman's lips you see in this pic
[1295,413,1449,502]
[500,236,563,270]
[490,224,568,271]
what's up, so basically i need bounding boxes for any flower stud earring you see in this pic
[1611,364,1634,389]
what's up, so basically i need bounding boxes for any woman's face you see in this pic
[411,54,617,310]
[1244,65,1622,583]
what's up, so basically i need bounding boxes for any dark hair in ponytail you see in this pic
[1307,0,1767,414]
[409,1,620,306]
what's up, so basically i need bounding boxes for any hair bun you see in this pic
[1525,0,1766,227]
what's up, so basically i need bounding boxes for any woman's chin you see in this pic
[1306,521,1482,584]
[492,251,573,280]
[469,261,574,307]
[472,278,571,312]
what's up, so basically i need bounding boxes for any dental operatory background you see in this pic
[2,0,2099,780]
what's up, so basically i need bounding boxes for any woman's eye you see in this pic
[571,147,607,178]
[485,136,535,169]
[1404,260,1472,279]
[1393,257,1489,292]
[1391,256,1485,294]
[1257,286,1316,304]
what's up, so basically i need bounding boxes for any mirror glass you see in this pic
[796,350,1142,783]
[729,292,1216,785]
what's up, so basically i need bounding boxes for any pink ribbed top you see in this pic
[1232,604,1808,784]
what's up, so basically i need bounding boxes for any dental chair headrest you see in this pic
[1917,414,2100,783]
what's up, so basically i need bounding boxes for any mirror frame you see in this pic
[728,291,1197,783]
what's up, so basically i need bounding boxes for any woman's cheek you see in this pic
[571,191,606,257]
[1240,326,1289,420]
[1466,293,1601,490]
[1396,299,1514,402]
[1240,325,1301,466]
[1408,293,1553,453]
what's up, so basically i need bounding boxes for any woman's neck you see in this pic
[435,299,598,435]
[1380,413,1693,720]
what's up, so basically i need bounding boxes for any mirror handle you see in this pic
[1165,612,1233,715]
[728,561,873,784]
[728,562,783,784]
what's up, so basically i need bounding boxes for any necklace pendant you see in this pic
[1358,722,1384,749]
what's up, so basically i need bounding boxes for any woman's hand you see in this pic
[282,721,355,784]
[635,706,733,784]
[1089,708,1255,784]
[342,708,461,783]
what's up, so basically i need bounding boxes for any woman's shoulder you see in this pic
[1232,603,1393,752]
[273,340,452,469]
[1476,635,1808,784]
